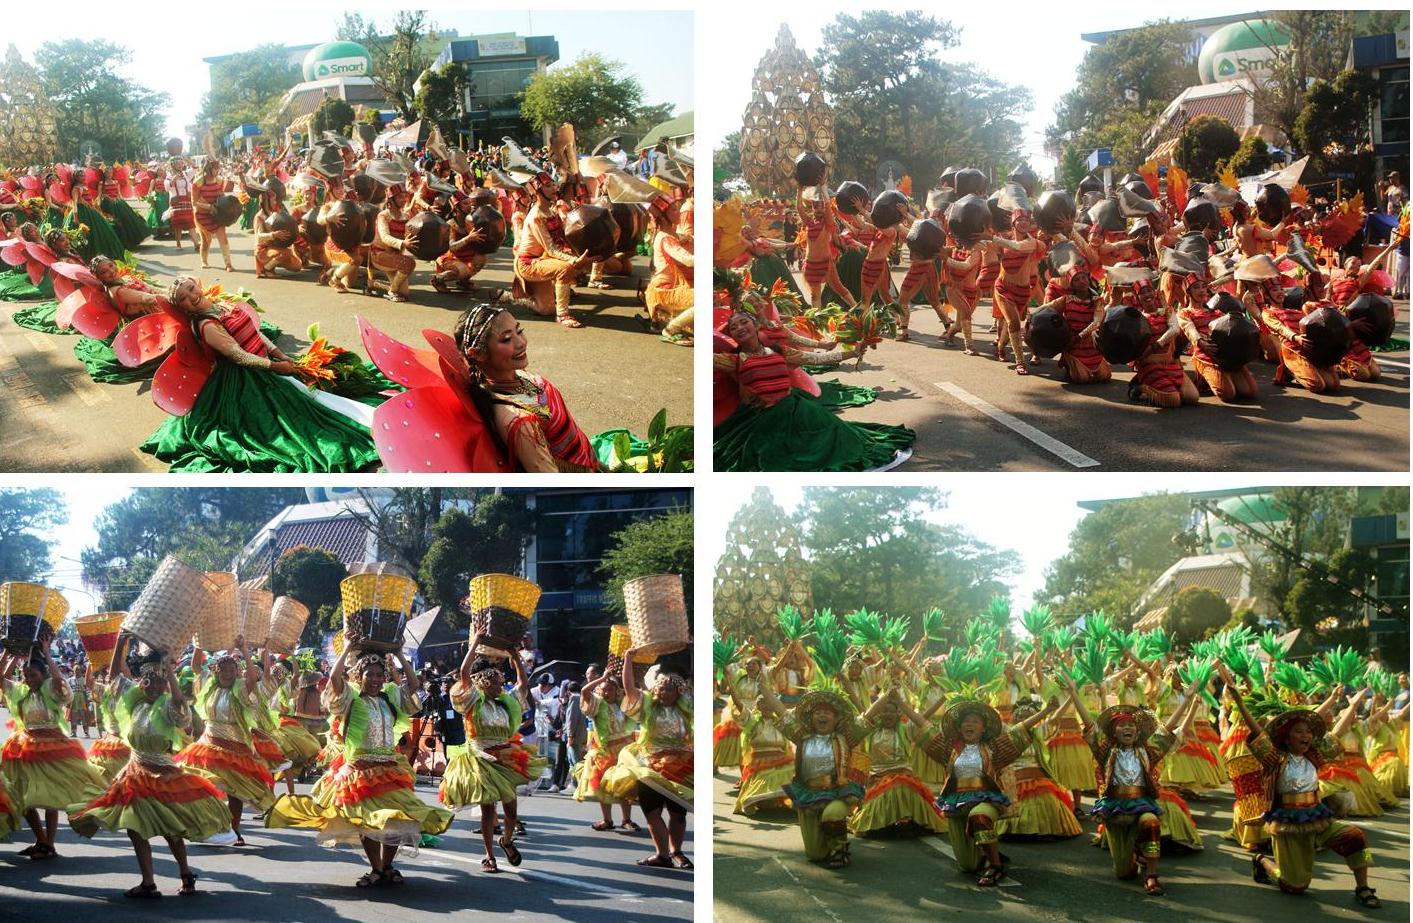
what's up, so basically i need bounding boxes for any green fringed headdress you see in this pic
[1309,646,1367,693]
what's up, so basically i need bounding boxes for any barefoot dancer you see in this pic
[796,184,856,309]
[988,209,1044,373]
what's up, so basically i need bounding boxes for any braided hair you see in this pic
[452,304,513,458]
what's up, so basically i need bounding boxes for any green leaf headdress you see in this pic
[1272,661,1317,698]
[776,605,813,643]
[1309,646,1366,693]
[713,634,741,678]
[1069,637,1111,688]
[1134,629,1171,662]
[922,607,946,643]
[1020,605,1054,647]
[1179,655,1219,709]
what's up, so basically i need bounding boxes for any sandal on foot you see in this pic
[619,821,641,832]
[1251,853,1272,884]
[591,820,615,831]
[1143,874,1165,896]
[1355,886,1381,908]
[977,864,1004,887]
[178,872,198,895]
[1014,364,1030,376]
[498,835,522,866]
[896,330,910,342]
[31,843,58,860]
[637,854,674,868]
[481,857,499,873]
[355,870,385,888]
[384,867,404,885]
[125,883,162,899]
[430,278,450,294]
[17,844,38,857]
[557,313,584,328]
[670,851,693,870]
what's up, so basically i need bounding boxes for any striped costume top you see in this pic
[734,352,793,407]
[194,181,224,231]
[192,306,268,359]
[497,374,597,471]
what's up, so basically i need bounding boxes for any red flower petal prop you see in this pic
[114,312,185,368]
[1,241,26,267]
[150,331,215,416]
[357,315,512,473]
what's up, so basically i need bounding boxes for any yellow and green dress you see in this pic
[602,691,694,812]
[1085,724,1176,878]
[268,681,453,847]
[1220,701,1269,849]
[1162,694,1224,790]
[574,694,637,806]
[1041,685,1097,796]
[850,718,947,835]
[732,699,794,816]
[909,681,950,786]
[0,676,107,814]
[69,675,231,842]
[1366,719,1408,798]
[996,727,1082,839]
[713,670,760,771]
[249,676,293,773]
[0,772,19,841]
[1324,728,1391,815]
[439,683,542,808]
[779,705,867,864]
[270,683,323,771]
[87,678,135,784]
[174,674,276,810]
[309,713,346,806]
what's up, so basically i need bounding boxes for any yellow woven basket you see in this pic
[623,574,689,657]
[193,572,239,652]
[468,574,541,618]
[74,612,125,671]
[609,623,656,663]
[237,581,273,648]
[0,581,70,628]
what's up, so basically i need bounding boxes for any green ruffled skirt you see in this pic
[0,268,53,302]
[748,252,803,299]
[146,192,171,234]
[11,300,68,334]
[714,389,914,472]
[139,361,382,473]
[70,202,127,262]
[103,197,150,251]
[239,196,260,231]
[816,379,876,410]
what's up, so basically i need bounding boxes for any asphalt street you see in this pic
[0,719,693,922]
[0,208,692,472]
[794,263,1410,471]
[712,772,1408,923]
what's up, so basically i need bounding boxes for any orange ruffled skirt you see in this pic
[69,757,232,842]
[267,755,453,849]
[0,728,107,812]
[175,734,276,810]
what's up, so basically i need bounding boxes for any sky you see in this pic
[702,475,1285,616]
[5,7,693,140]
[701,5,1244,176]
[39,484,133,616]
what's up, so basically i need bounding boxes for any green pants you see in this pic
[797,801,851,864]
[1272,820,1372,892]
[945,802,999,872]
[1103,812,1162,878]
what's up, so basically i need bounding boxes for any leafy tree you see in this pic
[1042,493,1194,626]
[715,129,742,184]
[1221,135,1272,179]
[272,546,346,615]
[793,488,1020,641]
[1292,69,1379,193]
[1250,11,1366,147]
[337,10,437,122]
[197,44,299,140]
[598,510,694,617]
[1372,486,1410,516]
[419,494,533,627]
[35,39,170,160]
[1163,586,1232,644]
[1047,21,1195,168]
[814,11,1030,184]
[311,97,356,139]
[415,62,469,136]
[0,489,67,582]
[1249,487,1356,622]
[521,53,644,144]
[1174,115,1241,181]
[1056,144,1088,193]
[1284,546,1376,651]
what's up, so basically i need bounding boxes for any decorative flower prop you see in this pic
[1,235,56,287]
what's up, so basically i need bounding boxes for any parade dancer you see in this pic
[515,178,591,327]
[1263,286,1340,393]
[848,686,947,837]
[69,639,232,898]
[0,648,107,859]
[431,199,489,294]
[1041,263,1110,385]
[730,684,795,817]
[165,159,199,252]
[439,636,540,873]
[192,159,234,272]
[988,209,1044,373]
[88,669,134,783]
[1177,283,1259,403]
[796,185,856,310]
[995,696,1083,840]
[1221,665,1381,909]
[253,182,303,278]
[575,672,640,830]
[371,185,417,302]
[1126,277,1199,408]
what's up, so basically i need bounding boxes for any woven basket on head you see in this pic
[609,623,656,663]
[0,582,69,656]
[339,572,416,653]
[237,581,273,649]
[605,653,650,686]
[193,572,238,652]
[74,612,125,671]
[123,556,213,655]
[468,574,540,657]
[267,596,310,654]
[624,574,689,657]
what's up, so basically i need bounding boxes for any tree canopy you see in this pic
[311,97,356,139]
[415,62,471,136]
[1174,115,1241,181]
[196,44,299,142]
[520,53,645,145]
[0,489,67,583]
[419,494,532,626]
[813,11,1030,189]
[337,10,438,122]
[35,39,169,161]
[598,510,694,617]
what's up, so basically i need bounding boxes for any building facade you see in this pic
[424,33,559,146]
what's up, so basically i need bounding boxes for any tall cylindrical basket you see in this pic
[192,572,239,652]
[0,582,70,656]
[468,573,541,657]
[122,556,213,655]
[74,612,126,671]
[267,596,310,654]
[623,574,689,657]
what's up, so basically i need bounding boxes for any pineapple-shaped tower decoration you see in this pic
[714,487,813,645]
[739,25,834,196]
[0,45,58,169]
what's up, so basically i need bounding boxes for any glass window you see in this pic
[1380,66,1409,146]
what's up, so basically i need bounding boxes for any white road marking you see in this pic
[1373,357,1409,369]
[919,837,1021,887]
[934,381,1101,468]
[770,856,847,923]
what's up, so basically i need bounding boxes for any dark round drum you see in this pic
[358,202,380,246]
[793,151,827,187]
[468,188,498,209]
[1096,305,1153,364]
[905,218,944,260]
[1122,178,1154,200]
[986,191,1012,233]
[1077,173,1104,197]
[302,208,328,247]
[1175,231,1211,263]
[1008,164,1038,197]
[404,211,450,261]
[1024,306,1072,359]
[352,173,386,205]
[564,204,619,259]
[1300,306,1351,367]
[1255,183,1291,225]
[1347,293,1395,348]
[469,205,506,255]
[869,190,909,229]
[212,195,243,227]
[946,194,991,247]
[609,202,646,254]
[267,212,298,246]
[834,181,869,216]
[1035,190,1076,235]
[1208,309,1262,370]
[1183,198,1220,233]
[1087,197,1125,233]
[324,199,365,253]
[953,168,987,198]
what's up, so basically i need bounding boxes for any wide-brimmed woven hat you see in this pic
[1097,704,1158,743]
[1264,707,1327,749]
[943,697,1003,743]
[793,689,854,727]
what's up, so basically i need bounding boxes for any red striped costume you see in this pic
[733,353,794,407]
[1131,309,1187,407]
[193,306,267,357]
[501,376,598,470]
[194,181,225,233]
[167,174,195,231]
[1056,297,1108,379]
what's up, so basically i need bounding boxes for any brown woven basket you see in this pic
[74,612,125,671]
[609,623,656,663]
[623,574,689,657]
[605,653,650,686]
[267,596,310,654]
[237,581,273,648]
[468,574,540,657]
[123,557,214,655]
[192,572,239,652]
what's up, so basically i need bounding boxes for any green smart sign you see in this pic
[1197,20,1291,85]
[302,41,373,82]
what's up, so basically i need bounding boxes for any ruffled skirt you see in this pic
[438,741,541,809]
[174,734,276,809]
[88,735,134,784]
[267,756,453,849]
[733,751,793,815]
[0,729,108,811]
[271,721,323,767]
[602,746,693,812]
[712,720,742,770]
[573,742,630,804]
[11,300,68,334]
[1045,730,1096,791]
[0,268,53,301]
[69,757,232,842]
[1161,739,1225,789]
[714,390,915,473]
[850,770,947,835]
[996,772,1081,838]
